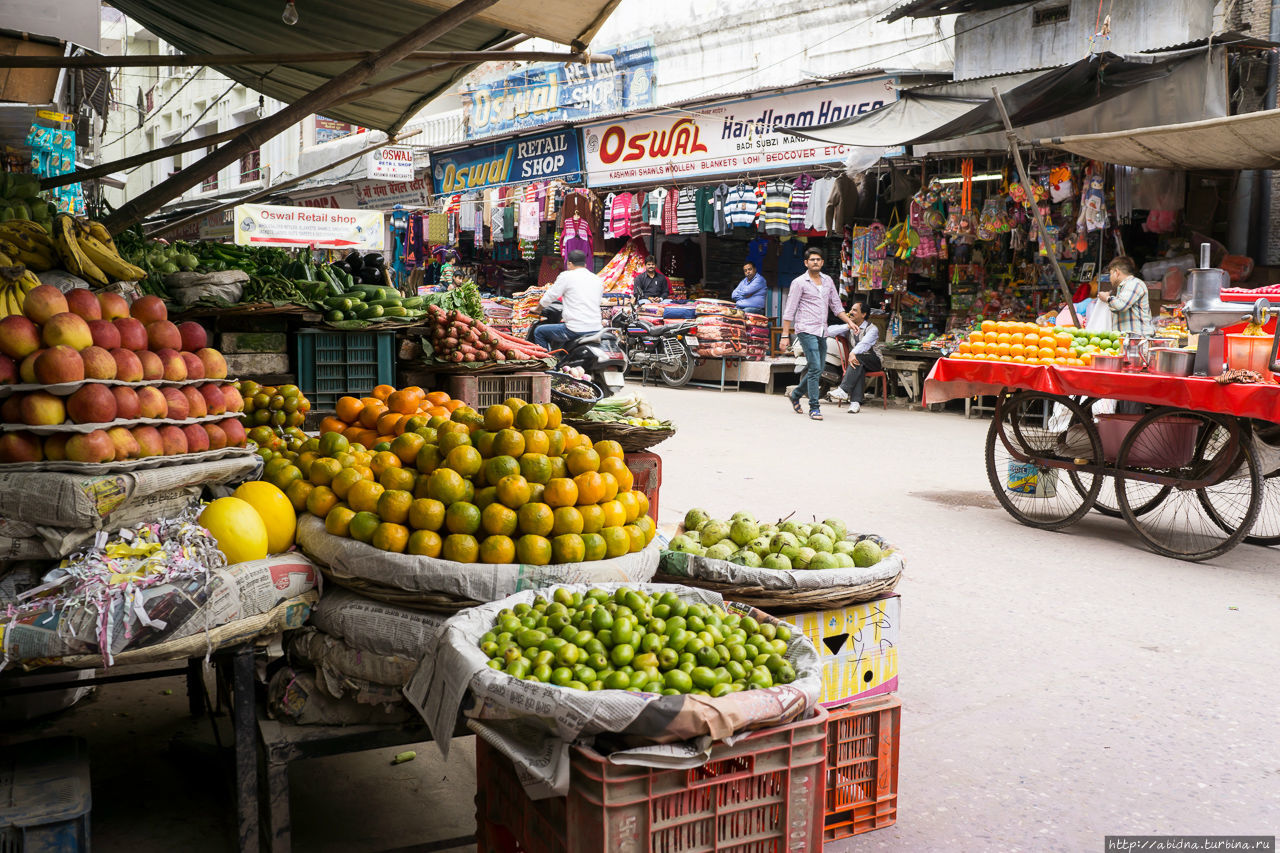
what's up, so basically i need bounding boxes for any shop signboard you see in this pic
[461,41,656,139]
[581,76,900,188]
[366,146,416,181]
[315,116,359,144]
[232,202,384,250]
[431,128,581,195]
[351,176,432,208]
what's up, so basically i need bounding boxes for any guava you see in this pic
[770,531,800,554]
[852,540,883,567]
[762,553,792,571]
[731,550,763,568]
[683,508,712,532]
[822,518,848,541]
[833,539,857,556]
[705,541,735,561]
[668,534,700,553]
[729,518,759,547]
[806,533,834,553]
[809,551,840,570]
[747,536,772,558]
[701,520,731,547]
[833,552,855,568]
[793,546,816,569]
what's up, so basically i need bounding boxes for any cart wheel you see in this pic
[1116,409,1262,561]
[1239,424,1280,546]
[985,391,1102,530]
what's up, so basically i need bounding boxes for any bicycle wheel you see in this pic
[1117,409,1262,561]
[985,391,1102,530]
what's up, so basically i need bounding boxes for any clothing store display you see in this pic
[518,201,541,240]
[762,179,793,236]
[745,236,770,269]
[806,177,835,231]
[725,184,757,229]
[825,173,861,234]
[629,191,651,239]
[712,184,732,235]
[662,187,680,233]
[648,187,668,226]
[695,186,716,232]
[789,174,813,231]
[676,187,700,234]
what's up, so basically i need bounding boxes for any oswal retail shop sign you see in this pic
[431,129,581,194]
[581,77,899,187]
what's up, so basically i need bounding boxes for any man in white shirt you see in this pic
[826,300,881,413]
[534,249,604,351]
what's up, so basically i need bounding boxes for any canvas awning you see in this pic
[106,0,621,133]
[1035,109,1280,170]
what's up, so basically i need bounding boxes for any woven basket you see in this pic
[320,568,483,613]
[651,569,902,613]
[565,418,677,452]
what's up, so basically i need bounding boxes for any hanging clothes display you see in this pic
[712,183,732,235]
[789,174,813,231]
[724,184,757,229]
[517,201,541,240]
[676,187,700,234]
[762,179,793,236]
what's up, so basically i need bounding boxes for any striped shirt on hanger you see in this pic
[789,174,813,231]
[724,184,757,228]
[762,179,793,236]
[676,187,700,234]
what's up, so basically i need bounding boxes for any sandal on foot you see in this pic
[809,411,824,421]
[790,398,803,414]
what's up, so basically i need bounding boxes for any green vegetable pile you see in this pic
[422,277,484,321]
[479,586,797,694]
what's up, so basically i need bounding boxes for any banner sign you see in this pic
[581,77,899,187]
[233,203,384,250]
[315,116,359,145]
[462,41,656,139]
[366,146,416,181]
[431,128,581,195]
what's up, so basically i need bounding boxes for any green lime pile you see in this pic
[479,587,797,695]
[668,509,883,570]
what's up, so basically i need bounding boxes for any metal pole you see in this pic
[102,0,499,233]
[150,129,420,238]
[991,87,1080,327]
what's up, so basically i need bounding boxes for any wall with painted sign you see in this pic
[431,128,582,195]
[233,203,384,250]
[581,77,899,188]
[462,42,656,139]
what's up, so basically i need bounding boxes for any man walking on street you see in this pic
[534,249,604,351]
[827,300,880,413]
[781,247,856,421]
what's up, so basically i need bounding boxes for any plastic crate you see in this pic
[0,736,91,853]
[823,696,900,841]
[624,451,661,522]
[477,707,829,853]
[447,372,551,409]
[294,329,395,411]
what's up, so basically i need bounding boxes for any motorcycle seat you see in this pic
[574,329,608,345]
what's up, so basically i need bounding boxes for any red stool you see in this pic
[864,371,889,409]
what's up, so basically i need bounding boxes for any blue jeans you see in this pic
[790,332,827,411]
[533,323,583,351]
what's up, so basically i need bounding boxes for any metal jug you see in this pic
[1121,332,1149,371]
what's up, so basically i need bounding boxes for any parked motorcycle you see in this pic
[526,305,629,395]
[609,301,698,387]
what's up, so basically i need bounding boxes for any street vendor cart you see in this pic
[925,355,1280,561]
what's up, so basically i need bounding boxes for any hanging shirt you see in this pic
[602,193,617,239]
[629,192,651,239]
[610,192,633,238]
[695,186,716,232]
[661,187,680,233]
[712,184,732,236]
[745,236,770,269]
[725,184,757,229]
[762,179,793,236]
[561,216,594,269]
[647,187,668,226]
[502,207,516,241]
[518,201,540,240]
[676,187,700,234]
[806,177,836,231]
[558,190,595,230]
[753,180,768,229]
[789,174,813,231]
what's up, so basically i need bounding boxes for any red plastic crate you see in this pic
[624,451,661,522]
[823,696,901,841]
[476,706,828,853]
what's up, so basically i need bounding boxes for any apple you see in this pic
[130,294,167,325]
[146,320,182,351]
[155,348,187,381]
[80,345,118,381]
[66,384,118,425]
[198,384,227,415]
[195,348,228,380]
[160,387,189,420]
[111,386,141,420]
[112,317,148,351]
[43,433,69,461]
[34,346,85,384]
[0,354,15,384]
[0,315,41,359]
[180,351,205,380]
[42,313,93,351]
[98,291,130,320]
[221,417,247,447]
[131,425,163,457]
[18,350,42,383]
[65,429,115,463]
[106,425,140,460]
[182,423,210,453]
[65,288,103,321]
[19,390,67,426]
[136,385,168,418]
[0,395,21,423]
[0,431,43,462]
[221,384,245,413]
[203,422,228,450]
[177,321,207,351]
[87,319,121,350]
[136,350,164,380]
[181,385,207,418]
[109,348,144,382]
[158,425,187,455]
[22,284,69,325]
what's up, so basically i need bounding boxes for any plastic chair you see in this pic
[865,371,889,409]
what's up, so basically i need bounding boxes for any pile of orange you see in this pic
[317,385,464,449]
[291,396,655,565]
[948,320,1087,366]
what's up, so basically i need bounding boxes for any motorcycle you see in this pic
[609,300,698,387]
[526,304,629,395]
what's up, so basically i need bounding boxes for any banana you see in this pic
[0,237,52,272]
[17,268,41,293]
[75,227,145,281]
[86,220,118,254]
[0,225,56,256]
[6,286,23,318]
[0,249,14,267]
[54,215,107,285]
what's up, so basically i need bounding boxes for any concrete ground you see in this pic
[5,384,1278,851]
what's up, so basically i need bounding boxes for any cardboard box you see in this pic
[777,593,899,706]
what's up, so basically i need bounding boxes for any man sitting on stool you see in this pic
[533,248,604,351]
[827,300,880,413]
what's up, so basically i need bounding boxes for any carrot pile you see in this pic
[424,304,550,363]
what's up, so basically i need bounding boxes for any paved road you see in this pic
[15,385,1278,851]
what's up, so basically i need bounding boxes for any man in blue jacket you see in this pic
[732,262,767,313]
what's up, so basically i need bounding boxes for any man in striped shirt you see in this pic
[1096,255,1153,336]
[781,247,856,420]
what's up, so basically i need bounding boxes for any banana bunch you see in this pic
[51,215,145,286]
[0,247,41,319]
[0,218,57,272]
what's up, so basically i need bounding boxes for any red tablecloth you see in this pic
[924,358,1280,424]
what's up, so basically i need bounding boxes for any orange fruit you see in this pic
[515,534,552,566]
[548,456,569,480]
[388,388,424,415]
[483,404,514,431]
[624,524,645,553]
[599,499,626,529]
[442,534,479,563]
[578,504,604,534]
[514,403,548,430]
[425,390,451,407]
[442,399,463,413]
[968,331,983,343]
[427,415,450,430]
[551,533,585,564]
[349,511,380,543]
[996,333,1011,345]
[574,472,605,505]
[370,451,402,477]
[407,529,443,557]
[376,411,403,436]
[324,505,356,537]
[599,472,619,502]
[543,403,563,430]
[408,497,446,530]
[427,468,468,505]
[335,397,364,424]
[310,457,342,486]
[483,455,521,485]
[503,397,526,413]
[546,429,566,458]
[372,522,409,553]
[480,535,517,564]
[285,479,315,512]
[957,343,971,354]
[426,406,449,418]
[631,490,650,520]
[376,489,414,524]
[521,429,550,456]
[616,490,640,523]
[473,430,497,458]
[495,474,532,509]
[415,444,443,475]
[980,320,995,333]
[599,457,633,491]
[971,342,987,354]
[445,445,483,477]
[492,428,525,458]
[995,343,1011,357]
[359,402,387,429]
[601,526,630,558]
[403,415,429,434]
[438,430,472,456]
[517,502,554,536]
[566,447,600,476]
[305,485,339,518]
[634,514,655,543]
[295,451,320,478]
[347,480,385,513]
[451,406,484,433]
[551,506,584,536]
[528,482,545,504]
[379,466,417,493]
[543,477,579,508]
[482,502,519,536]
[391,432,426,465]
[558,425,580,446]
[372,384,396,402]
[445,501,482,535]
[319,416,348,436]
[581,532,607,562]
[519,453,552,484]
[1010,344,1025,358]
[474,486,498,510]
